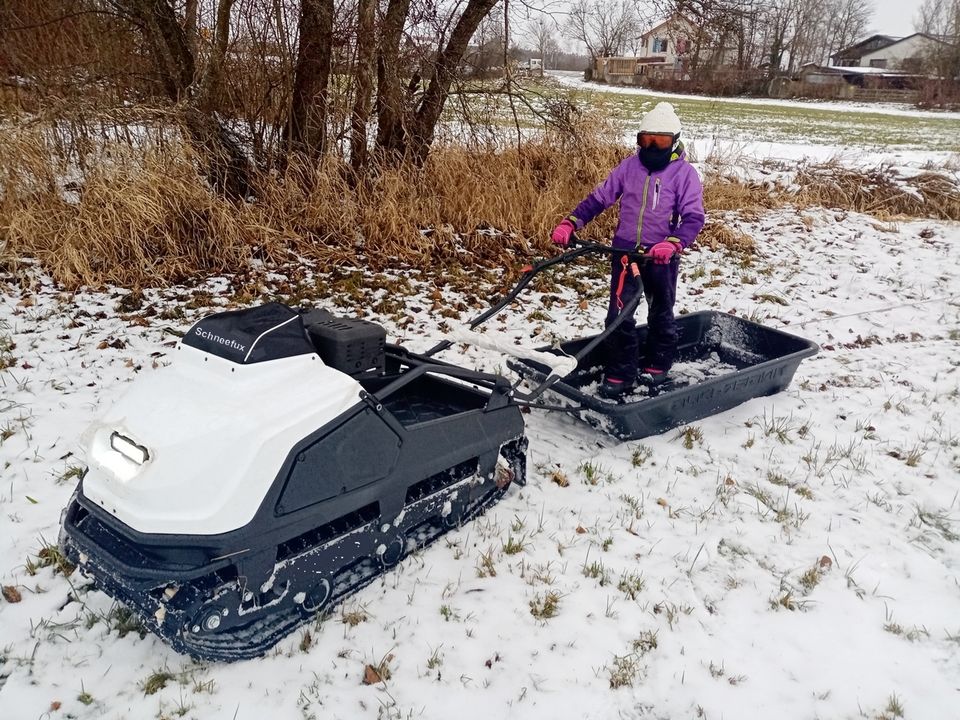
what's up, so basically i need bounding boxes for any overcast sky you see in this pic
[869,0,925,35]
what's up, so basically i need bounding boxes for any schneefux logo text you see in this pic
[195,327,247,353]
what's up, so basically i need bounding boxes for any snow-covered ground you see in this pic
[1,201,958,719]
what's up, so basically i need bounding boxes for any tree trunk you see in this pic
[407,0,501,166]
[184,0,199,56]
[128,0,195,98]
[350,0,376,172]
[376,0,413,158]
[287,0,334,159]
[196,0,234,112]
[125,0,251,198]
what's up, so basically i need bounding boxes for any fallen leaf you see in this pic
[2,585,22,603]
[578,299,589,311]
[818,555,833,570]
[363,664,382,685]
[575,525,587,534]
[50,701,61,711]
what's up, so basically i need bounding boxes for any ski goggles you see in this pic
[638,133,676,150]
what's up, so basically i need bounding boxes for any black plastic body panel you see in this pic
[510,310,818,440]
[301,309,386,375]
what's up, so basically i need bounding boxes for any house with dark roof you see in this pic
[857,33,956,70]
[831,35,899,66]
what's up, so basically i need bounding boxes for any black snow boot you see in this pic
[598,376,635,399]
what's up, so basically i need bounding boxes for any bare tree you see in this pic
[286,0,334,158]
[915,0,960,79]
[375,0,505,164]
[652,0,764,76]
[472,6,508,76]
[566,0,646,60]
[526,15,559,67]
[349,0,376,172]
[109,0,253,197]
[824,0,873,62]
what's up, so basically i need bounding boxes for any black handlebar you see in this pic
[422,235,648,401]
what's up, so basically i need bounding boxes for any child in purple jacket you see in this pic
[552,102,705,399]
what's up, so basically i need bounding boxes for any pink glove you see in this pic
[551,219,575,246]
[648,240,680,264]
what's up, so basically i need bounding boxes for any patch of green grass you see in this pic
[0,322,16,370]
[57,465,85,485]
[502,533,528,555]
[105,605,145,639]
[140,669,176,695]
[476,547,497,578]
[676,425,703,450]
[426,645,443,670]
[630,445,653,467]
[341,605,369,627]
[608,653,641,689]
[620,493,644,518]
[24,541,74,577]
[880,693,905,719]
[617,571,645,600]
[439,604,460,622]
[529,591,561,620]
[563,82,960,153]
[884,621,929,642]
[632,630,658,654]
[582,559,611,585]
[799,565,823,593]
[912,507,959,542]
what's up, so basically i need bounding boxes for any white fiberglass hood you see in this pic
[82,343,363,536]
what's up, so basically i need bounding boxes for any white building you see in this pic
[857,33,950,69]
[637,18,689,69]
[637,16,739,72]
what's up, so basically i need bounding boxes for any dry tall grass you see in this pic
[0,117,629,288]
[2,118,958,290]
[794,164,960,221]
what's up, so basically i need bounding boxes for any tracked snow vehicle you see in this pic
[60,303,526,661]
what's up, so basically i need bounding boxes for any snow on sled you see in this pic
[508,310,819,440]
[59,303,526,662]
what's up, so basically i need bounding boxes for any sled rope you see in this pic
[794,294,952,328]
[614,255,629,311]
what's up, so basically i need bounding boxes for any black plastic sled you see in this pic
[509,310,819,440]
[438,237,817,441]
[60,304,526,662]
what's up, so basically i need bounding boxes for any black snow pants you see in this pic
[603,251,680,381]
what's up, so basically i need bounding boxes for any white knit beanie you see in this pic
[639,102,682,136]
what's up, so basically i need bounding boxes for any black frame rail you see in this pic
[423,237,650,402]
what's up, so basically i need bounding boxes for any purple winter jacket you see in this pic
[569,149,705,252]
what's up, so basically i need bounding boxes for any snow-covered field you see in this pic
[549,70,960,169]
[1,197,958,719]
